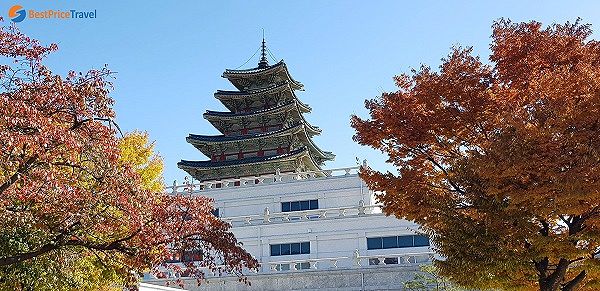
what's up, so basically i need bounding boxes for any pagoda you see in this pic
[178,39,335,182]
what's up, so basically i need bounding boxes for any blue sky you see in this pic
[8,1,600,185]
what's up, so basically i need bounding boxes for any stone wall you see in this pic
[145,265,421,291]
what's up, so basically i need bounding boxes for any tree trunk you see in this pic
[537,258,586,291]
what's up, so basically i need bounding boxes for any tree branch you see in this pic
[0,226,142,266]
[561,270,586,291]
[0,154,38,195]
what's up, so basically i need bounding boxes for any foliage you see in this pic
[352,19,600,291]
[118,131,164,193]
[403,265,465,291]
[0,22,257,290]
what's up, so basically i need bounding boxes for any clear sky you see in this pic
[8,1,600,185]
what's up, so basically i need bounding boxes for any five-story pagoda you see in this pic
[178,39,334,182]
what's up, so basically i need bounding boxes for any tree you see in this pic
[0,22,257,290]
[0,132,164,291]
[403,265,465,291]
[118,131,164,193]
[351,19,600,291]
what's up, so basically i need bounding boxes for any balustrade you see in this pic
[166,166,362,195]
[153,250,434,279]
[219,203,384,227]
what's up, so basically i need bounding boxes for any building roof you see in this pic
[203,101,321,135]
[178,146,326,181]
[186,123,304,144]
[204,101,297,119]
[214,82,311,113]
[178,147,308,170]
[222,60,303,91]
[186,123,333,163]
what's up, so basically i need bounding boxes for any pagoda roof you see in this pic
[222,60,303,91]
[186,123,334,162]
[178,147,308,170]
[203,101,321,135]
[177,147,325,182]
[214,82,311,113]
[187,123,304,144]
[204,101,297,118]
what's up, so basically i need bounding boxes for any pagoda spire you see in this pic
[258,30,269,68]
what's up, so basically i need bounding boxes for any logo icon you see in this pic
[9,5,26,23]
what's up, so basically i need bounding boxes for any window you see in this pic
[414,235,430,247]
[181,249,202,262]
[366,235,430,250]
[367,237,382,250]
[398,236,413,248]
[281,199,319,212]
[281,244,291,255]
[211,208,219,217]
[291,201,300,211]
[270,242,310,256]
[300,242,310,254]
[291,243,301,254]
[383,236,398,249]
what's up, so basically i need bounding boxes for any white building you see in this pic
[144,166,434,290]
[144,40,434,290]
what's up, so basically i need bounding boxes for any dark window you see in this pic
[270,245,280,256]
[397,236,413,247]
[414,235,430,247]
[367,235,430,250]
[181,249,202,262]
[280,244,291,255]
[211,208,219,217]
[291,243,301,255]
[281,199,319,212]
[383,236,398,249]
[300,200,309,210]
[270,242,310,256]
[290,201,301,211]
[301,242,310,254]
[367,237,383,250]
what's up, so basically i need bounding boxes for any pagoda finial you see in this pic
[258,29,269,68]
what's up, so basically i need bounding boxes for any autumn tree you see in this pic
[0,131,165,290]
[118,131,164,193]
[0,22,257,290]
[352,19,600,291]
[403,265,465,291]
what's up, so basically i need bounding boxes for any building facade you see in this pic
[145,41,434,290]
